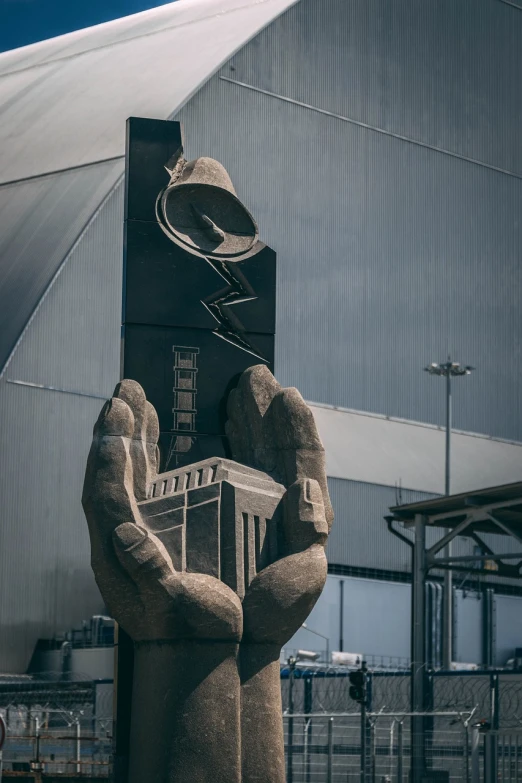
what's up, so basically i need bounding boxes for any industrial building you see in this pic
[1,0,522,675]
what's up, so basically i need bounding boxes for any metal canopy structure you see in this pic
[386,481,522,783]
[390,480,522,579]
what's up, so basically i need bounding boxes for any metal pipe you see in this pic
[327,717,334,783]
[385,517,413,550]
[434,551,522,564]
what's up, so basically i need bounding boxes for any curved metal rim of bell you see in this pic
[157,182,259,260]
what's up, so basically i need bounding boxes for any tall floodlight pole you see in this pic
[424,357,474,669]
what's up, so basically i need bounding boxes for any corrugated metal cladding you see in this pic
[326,479,435,573]
[177,0,522,441]
[1,0,522,671]
[0,180,124,672]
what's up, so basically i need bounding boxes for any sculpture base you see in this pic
[129,640,241,783]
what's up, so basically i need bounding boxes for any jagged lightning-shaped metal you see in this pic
[202,257,267,361]
[156,175,266,361]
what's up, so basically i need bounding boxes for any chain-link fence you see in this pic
[1,668,522,780]
[281,666,522,724]
[282,666,522,782]
[283,712,483,783]
[0,674,112,778]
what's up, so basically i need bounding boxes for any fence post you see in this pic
[361,662,369,783]
[464,723,470,783]
[287,660,295,783]
[327,717,334,783]
[484,674,499,783]
[75,719,81,774]
[34,715,40,766]
[470,726,480,783]
[361,697,367,783]
[367,671,375,783]
[397,721,404,783]
[304,677,312,783]
[0,713,5,783]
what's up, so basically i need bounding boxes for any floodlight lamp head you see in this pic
[296,650,320,662]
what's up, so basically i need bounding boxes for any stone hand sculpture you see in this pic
[82,365,333,783]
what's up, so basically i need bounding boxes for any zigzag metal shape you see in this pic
[202,257,268,362]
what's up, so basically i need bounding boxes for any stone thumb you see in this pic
[113,523,173,588]
[284,478,328,554]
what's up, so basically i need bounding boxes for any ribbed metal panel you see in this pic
[0,181,124,672]
[178,0,522,441]
[224,0,522,177]
[326,478,435,572]
[0,160,123,375]
[1,0,522,672]
[311,403,522,495]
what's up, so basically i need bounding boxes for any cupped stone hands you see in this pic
[82,365,333,648]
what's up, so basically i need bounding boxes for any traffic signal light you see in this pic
[349,669,366,704]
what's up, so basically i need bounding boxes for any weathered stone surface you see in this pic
[129,640,241,783]
[226,364,334,528]
[138,457,286,600]
[82,366,333,782]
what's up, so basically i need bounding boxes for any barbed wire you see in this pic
[280,664,522,727]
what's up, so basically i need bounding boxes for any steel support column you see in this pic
[411,514,427,782]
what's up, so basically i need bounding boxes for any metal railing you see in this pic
[0,707,112,779]
[283,711,480,783]
[485,729,522,783]
[2,671,522,780]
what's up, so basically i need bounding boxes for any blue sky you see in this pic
[0,0,176,53]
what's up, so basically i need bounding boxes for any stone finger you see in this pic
[113,523,174,587]
[284,478,328,552]
[226,365,281,468]
[82,396,140,550]
[264,387,322,450]
[263,389,334,527]
[114,380,159,500]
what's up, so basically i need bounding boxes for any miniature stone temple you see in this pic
[82,120,333,783]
